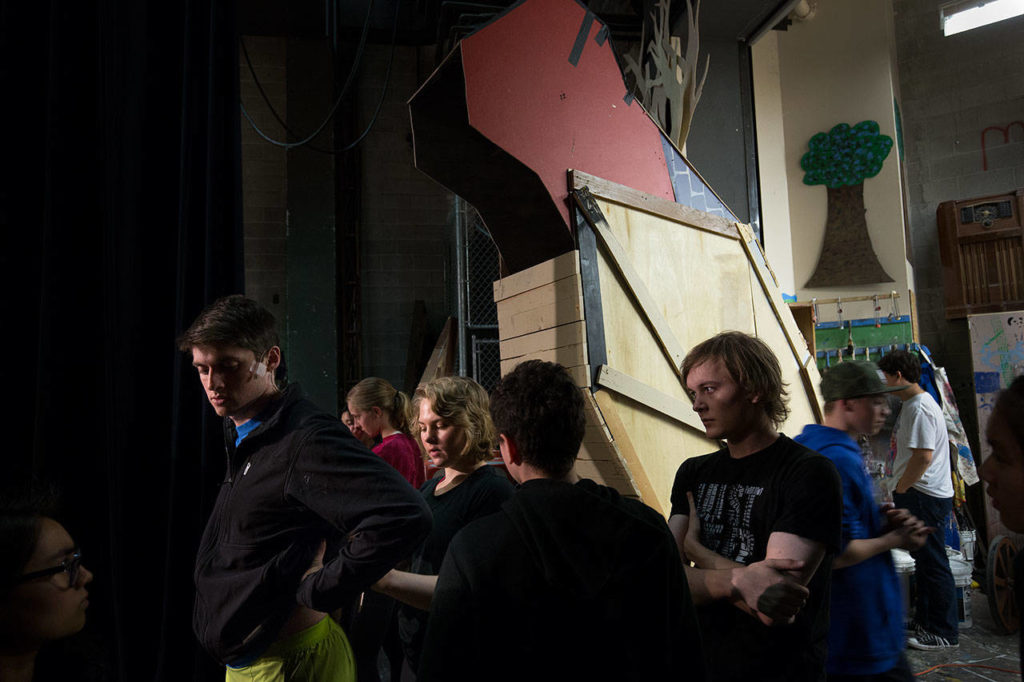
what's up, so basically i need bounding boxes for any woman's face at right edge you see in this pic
[982,405,1024,533]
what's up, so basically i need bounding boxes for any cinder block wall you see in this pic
[358,45,452,389]
[240,37,289,331]
[892,0,1024,447]
[239,40,452,397]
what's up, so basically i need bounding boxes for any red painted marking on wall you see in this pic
[981,121,1024,171]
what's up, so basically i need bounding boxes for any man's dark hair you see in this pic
[877,349,921,384]
[681,331,790,429]
[0,481,60,598]
[177,295,279,359]
[490,360,585,477]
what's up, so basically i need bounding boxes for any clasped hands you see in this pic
[881,507,933,551]
[685,492,808,627]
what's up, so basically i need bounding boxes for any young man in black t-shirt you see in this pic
[668,332,842,682]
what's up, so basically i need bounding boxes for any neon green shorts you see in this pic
[225,616,355,682]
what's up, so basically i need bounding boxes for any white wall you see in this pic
[752,32,796,297]
[754,0,913,324]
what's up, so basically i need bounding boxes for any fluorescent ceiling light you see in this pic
[941,0,1024,36]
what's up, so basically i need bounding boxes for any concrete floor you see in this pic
[906,587,1020,680]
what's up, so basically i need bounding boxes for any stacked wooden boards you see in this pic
[493,252,640,498]
[493,171,824,516]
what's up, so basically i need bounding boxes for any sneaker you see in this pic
[907,630,959,651]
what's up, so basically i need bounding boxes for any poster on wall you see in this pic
[969,311,1024,541]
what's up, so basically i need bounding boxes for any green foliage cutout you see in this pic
[801,120,893,188]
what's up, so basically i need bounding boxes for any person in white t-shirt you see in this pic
[879,350,958,651]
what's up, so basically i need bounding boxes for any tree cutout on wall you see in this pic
[802,120,895,287]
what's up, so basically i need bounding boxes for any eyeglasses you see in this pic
[18,549,82,587]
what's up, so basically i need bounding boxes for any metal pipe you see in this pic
[454,196,468,376]
[746,0,806,44]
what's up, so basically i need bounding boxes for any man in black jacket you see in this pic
[179,295,431,681]
[418,360,705,682]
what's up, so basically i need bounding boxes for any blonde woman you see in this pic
[346,378,425,488]
[375,376,514,679]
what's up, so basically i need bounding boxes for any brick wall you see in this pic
[358,44,452,389]
[239,37,289,339]
[893,1,1024,445]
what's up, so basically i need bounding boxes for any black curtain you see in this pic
[3,0,241,679]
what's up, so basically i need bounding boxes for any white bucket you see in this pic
[892,549,915,620]
[949,555,973,629]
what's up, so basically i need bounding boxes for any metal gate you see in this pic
[454,196,501,390]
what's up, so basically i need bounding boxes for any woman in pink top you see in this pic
[346,378,426,489]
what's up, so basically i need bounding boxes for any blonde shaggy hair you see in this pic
[413,376,496,465]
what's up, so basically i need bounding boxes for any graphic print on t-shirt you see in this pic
[696,481,764,564]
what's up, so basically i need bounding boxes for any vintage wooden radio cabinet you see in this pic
[937,188,1024,319]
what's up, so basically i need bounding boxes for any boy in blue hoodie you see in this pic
[795,361,930,681]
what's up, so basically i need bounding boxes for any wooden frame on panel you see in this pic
[492,171,823,510]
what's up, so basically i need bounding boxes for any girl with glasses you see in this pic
[0,485,95,682]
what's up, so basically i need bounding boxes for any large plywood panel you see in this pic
[598,197,755,356]
[598,390,717,514]
[595,197,755,404]
[584,189,823,512]
[491,181,825,512]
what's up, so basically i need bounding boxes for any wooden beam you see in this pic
[909,289,920,343]
[593,389,664,515]
[570,170,739,240]
[736,222,824,423]
[496,274,584,339]
[583,422,612,443]
[573,458,636,495]
[573,187,688,375]
[578,439,619,462]
[499,320,587,360]
[792,292,902,306]
[499,359,592,389]
[595,365,706,435]
[499,343,586,374]
[493,250,580,302]
[417,317,455,386]
[566,364,592,388]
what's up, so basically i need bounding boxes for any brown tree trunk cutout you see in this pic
[805,183,894,287]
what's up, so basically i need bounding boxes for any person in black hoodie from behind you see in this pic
[418,360,706,682]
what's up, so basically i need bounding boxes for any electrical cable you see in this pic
[325,0,401,153]
[240,0,401,154]
[238,0,375,150]
[914,662,1021,676]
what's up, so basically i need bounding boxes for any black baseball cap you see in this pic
[821,361,903,402]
